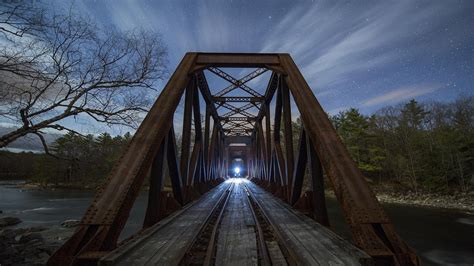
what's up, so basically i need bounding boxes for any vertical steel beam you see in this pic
[307,134,330,227]
[273,83,282,143]
[192,82,204,185]
[265,105,272,181]
[273,81,286,186]
[180,78,195,185]
[281,78,294,202]
[257,121,267,180]
[192,82,203,143]
[274,143,286,186]
[167,126,184,205]
[143,136,167,228]
[290,129,307,205]
[187,143,201,185]
[203,106,211,181]
[208,123,218,180]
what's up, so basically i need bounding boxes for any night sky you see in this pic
[45,0,474,133]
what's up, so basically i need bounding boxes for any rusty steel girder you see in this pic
[47,53,419,266]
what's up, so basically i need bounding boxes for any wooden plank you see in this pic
[246,182,372,265]
[266,241,287,266]
[100,182,231,265]
[215,182,258,265]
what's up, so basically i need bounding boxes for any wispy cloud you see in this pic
[259,2,461,92]
[40,0,472,135]
[99,0,250,60]
[362,83,443,107]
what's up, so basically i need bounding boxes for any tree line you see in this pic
[0,97,472,193]
[330,96,473,193]
[0,132,131,186]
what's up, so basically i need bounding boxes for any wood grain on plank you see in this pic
[246,182,372,266]
[215,182,258,266]
[100,182,231,265]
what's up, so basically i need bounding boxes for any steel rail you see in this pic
[243,182,300,265]
[179,183,234,265]
[243,184,272,266]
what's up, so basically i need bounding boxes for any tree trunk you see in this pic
[455,152,466,192]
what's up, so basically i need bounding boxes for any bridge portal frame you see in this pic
[48,53,419,265]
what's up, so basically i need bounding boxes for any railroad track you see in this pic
[101,180,371,265]
[180,183,235,265]
[243,182,298,266]
[179,180,294,266]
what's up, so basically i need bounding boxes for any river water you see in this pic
[0,181,473,265]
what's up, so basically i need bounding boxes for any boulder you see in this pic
[61,219,80,228]
[27,226,48,232]
[17,232,43,244]
[0,216,22,227]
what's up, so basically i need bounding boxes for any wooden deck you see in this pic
[245,182,372,265]
[100,182,232,265]
[215,181,258,265]
[100,180,371,265]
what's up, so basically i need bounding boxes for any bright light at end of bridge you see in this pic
[234,167,241,174]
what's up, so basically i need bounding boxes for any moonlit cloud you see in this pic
[2,0,472,135]
[362,83,444,107]
[259,2,462,90]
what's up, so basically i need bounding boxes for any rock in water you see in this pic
[0,216,22,227]
[61,219,80,228]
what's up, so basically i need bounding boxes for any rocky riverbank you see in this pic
[326,188,474,213]
[374,191,474,212]
[19,181,100,190]
[0,217,76,265]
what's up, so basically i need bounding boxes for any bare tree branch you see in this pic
[0,3,167,153]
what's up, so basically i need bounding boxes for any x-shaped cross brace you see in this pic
[209,67,265,97]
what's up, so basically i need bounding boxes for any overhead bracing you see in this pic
[48,53,420,266]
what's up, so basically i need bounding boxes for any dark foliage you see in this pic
[330,97,473,193]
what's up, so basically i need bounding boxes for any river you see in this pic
[0,181,473,265]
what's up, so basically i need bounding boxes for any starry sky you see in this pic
[28,0,474,134]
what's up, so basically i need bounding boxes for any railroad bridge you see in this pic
[48,53,420,265]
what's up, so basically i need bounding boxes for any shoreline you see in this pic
[11,181,474,213]
[18,181,100,191]
[374,191,474,213]
[325,188,474,213]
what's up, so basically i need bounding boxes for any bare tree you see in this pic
[0,3,167,154]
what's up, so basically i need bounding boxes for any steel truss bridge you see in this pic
[48,53,420,265]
